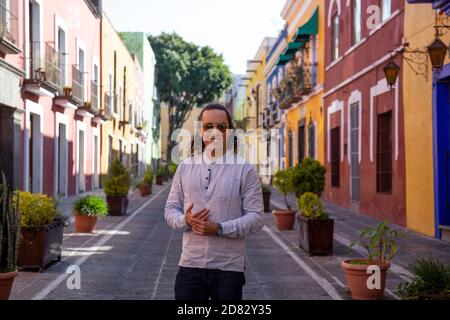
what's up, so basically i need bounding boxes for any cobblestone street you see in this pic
[8,181,450,300]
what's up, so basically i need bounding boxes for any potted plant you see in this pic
[272,169,296,231]
[104,159,130,216]
[63,86,72,97]
[261,184,272,213]
[156,166,165,186]
[397,258,450,300]
[342,220,401,300]
[73,195,108,233]
[290,158,326,199]
[15,191,63,272]
[138,167,153,197]
[0,174,20,300]
[169,161,178,179]
[297,193,334,256]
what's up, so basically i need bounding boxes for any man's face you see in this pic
[200,109,229,151]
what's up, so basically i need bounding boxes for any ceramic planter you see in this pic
[262,192,271,212]
[272,210,296,231]
[297,214,334,256]
[0,270,18,300]
[341,259,390,300]
[139,183,152,197]
[106,195,128,216]
[75,214,98,233]
[156,176,163,186]
[17,220,64,272]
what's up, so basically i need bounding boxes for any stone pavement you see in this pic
[9,181,450,300]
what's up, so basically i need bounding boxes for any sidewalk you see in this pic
[267,187,450,298]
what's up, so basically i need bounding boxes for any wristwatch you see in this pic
[216,223,224,237]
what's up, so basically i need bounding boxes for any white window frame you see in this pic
[76,120,87,194]
[54,112,69,198]
[55,14,69,87]
[24,99,44,193]
[92,127,100,190]
[76,37,87,102]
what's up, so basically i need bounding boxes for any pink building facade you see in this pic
[20,0,103,197]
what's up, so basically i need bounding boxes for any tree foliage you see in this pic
[148,33,232,153]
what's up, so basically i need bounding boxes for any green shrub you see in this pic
[273,169,294,210]
[144,167,154,184]
[297,192,328,220]
[73,196,108,218]
[156,166,166,177]
[261,184,272,193]
[397,259,450,300]
[169,162,178,176]
[104,160,130,196]
[291,158,326,198]
[14,191,58,228]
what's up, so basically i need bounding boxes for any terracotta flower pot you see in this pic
[0,271,18,300]
[262,192,271,212]
[75,214,98,233]
[341,259,391,300]
[272,210,296,231]
[139,183,152,197]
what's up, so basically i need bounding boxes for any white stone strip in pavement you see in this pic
[263,226,343,300]
[151,230,175,300]
[31,184,172,300]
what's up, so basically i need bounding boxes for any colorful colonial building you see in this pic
[404,0,450,238]
[0,0,24,190]
[279,0,325,167]
[100,13,138,183]
[21,0,103,197]
[323,0,407,226]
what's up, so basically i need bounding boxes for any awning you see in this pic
[294,7,319,42]
[277,53,294,66]
[284,39,307,55]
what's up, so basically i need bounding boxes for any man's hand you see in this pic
[190,219,219,236]
[185,204,210,227]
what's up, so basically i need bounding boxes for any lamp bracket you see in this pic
[434,12,450,38]
[391,44,429,81]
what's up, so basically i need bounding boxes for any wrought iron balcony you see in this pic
[26,42,61,94]
[0,1,20,54]
[278,63,317,110]
[72,65,84,104]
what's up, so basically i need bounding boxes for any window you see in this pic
[352,0,362,44]
[298,123,305,162]
[332,15,340,61]
[288,130,294,168]
[308,122,315,159]
[376,111,392,193]
[331,127,340,188]
[381,0,391,22]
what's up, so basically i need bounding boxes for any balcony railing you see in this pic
[278,63,318,110]
[104,92,112,116]
[72,65,84,104]
[29,42,61,91]
[0,1,19,54]
[90,81,99,112]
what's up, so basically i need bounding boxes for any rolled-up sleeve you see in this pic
[164,164,190,231]
[221,166,265,238]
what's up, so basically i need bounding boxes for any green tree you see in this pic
[148,33,232,156]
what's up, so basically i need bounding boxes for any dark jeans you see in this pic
[175,267,246,301]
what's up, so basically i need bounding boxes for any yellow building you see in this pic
[100,14,139,182]
[403,2,450,238]
[279,0,325,167]
[243,38,275,166]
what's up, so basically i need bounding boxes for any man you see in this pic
[165,103,265,301]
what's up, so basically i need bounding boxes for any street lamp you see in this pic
[383,61,400,88]
[427,38,448,71]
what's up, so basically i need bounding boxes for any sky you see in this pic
[103,0,287,75]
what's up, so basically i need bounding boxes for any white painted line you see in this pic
[263,226,343,300]
[32,184,172,300]
[151,230,175,300]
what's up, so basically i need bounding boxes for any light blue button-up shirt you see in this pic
[164,152,265,272]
